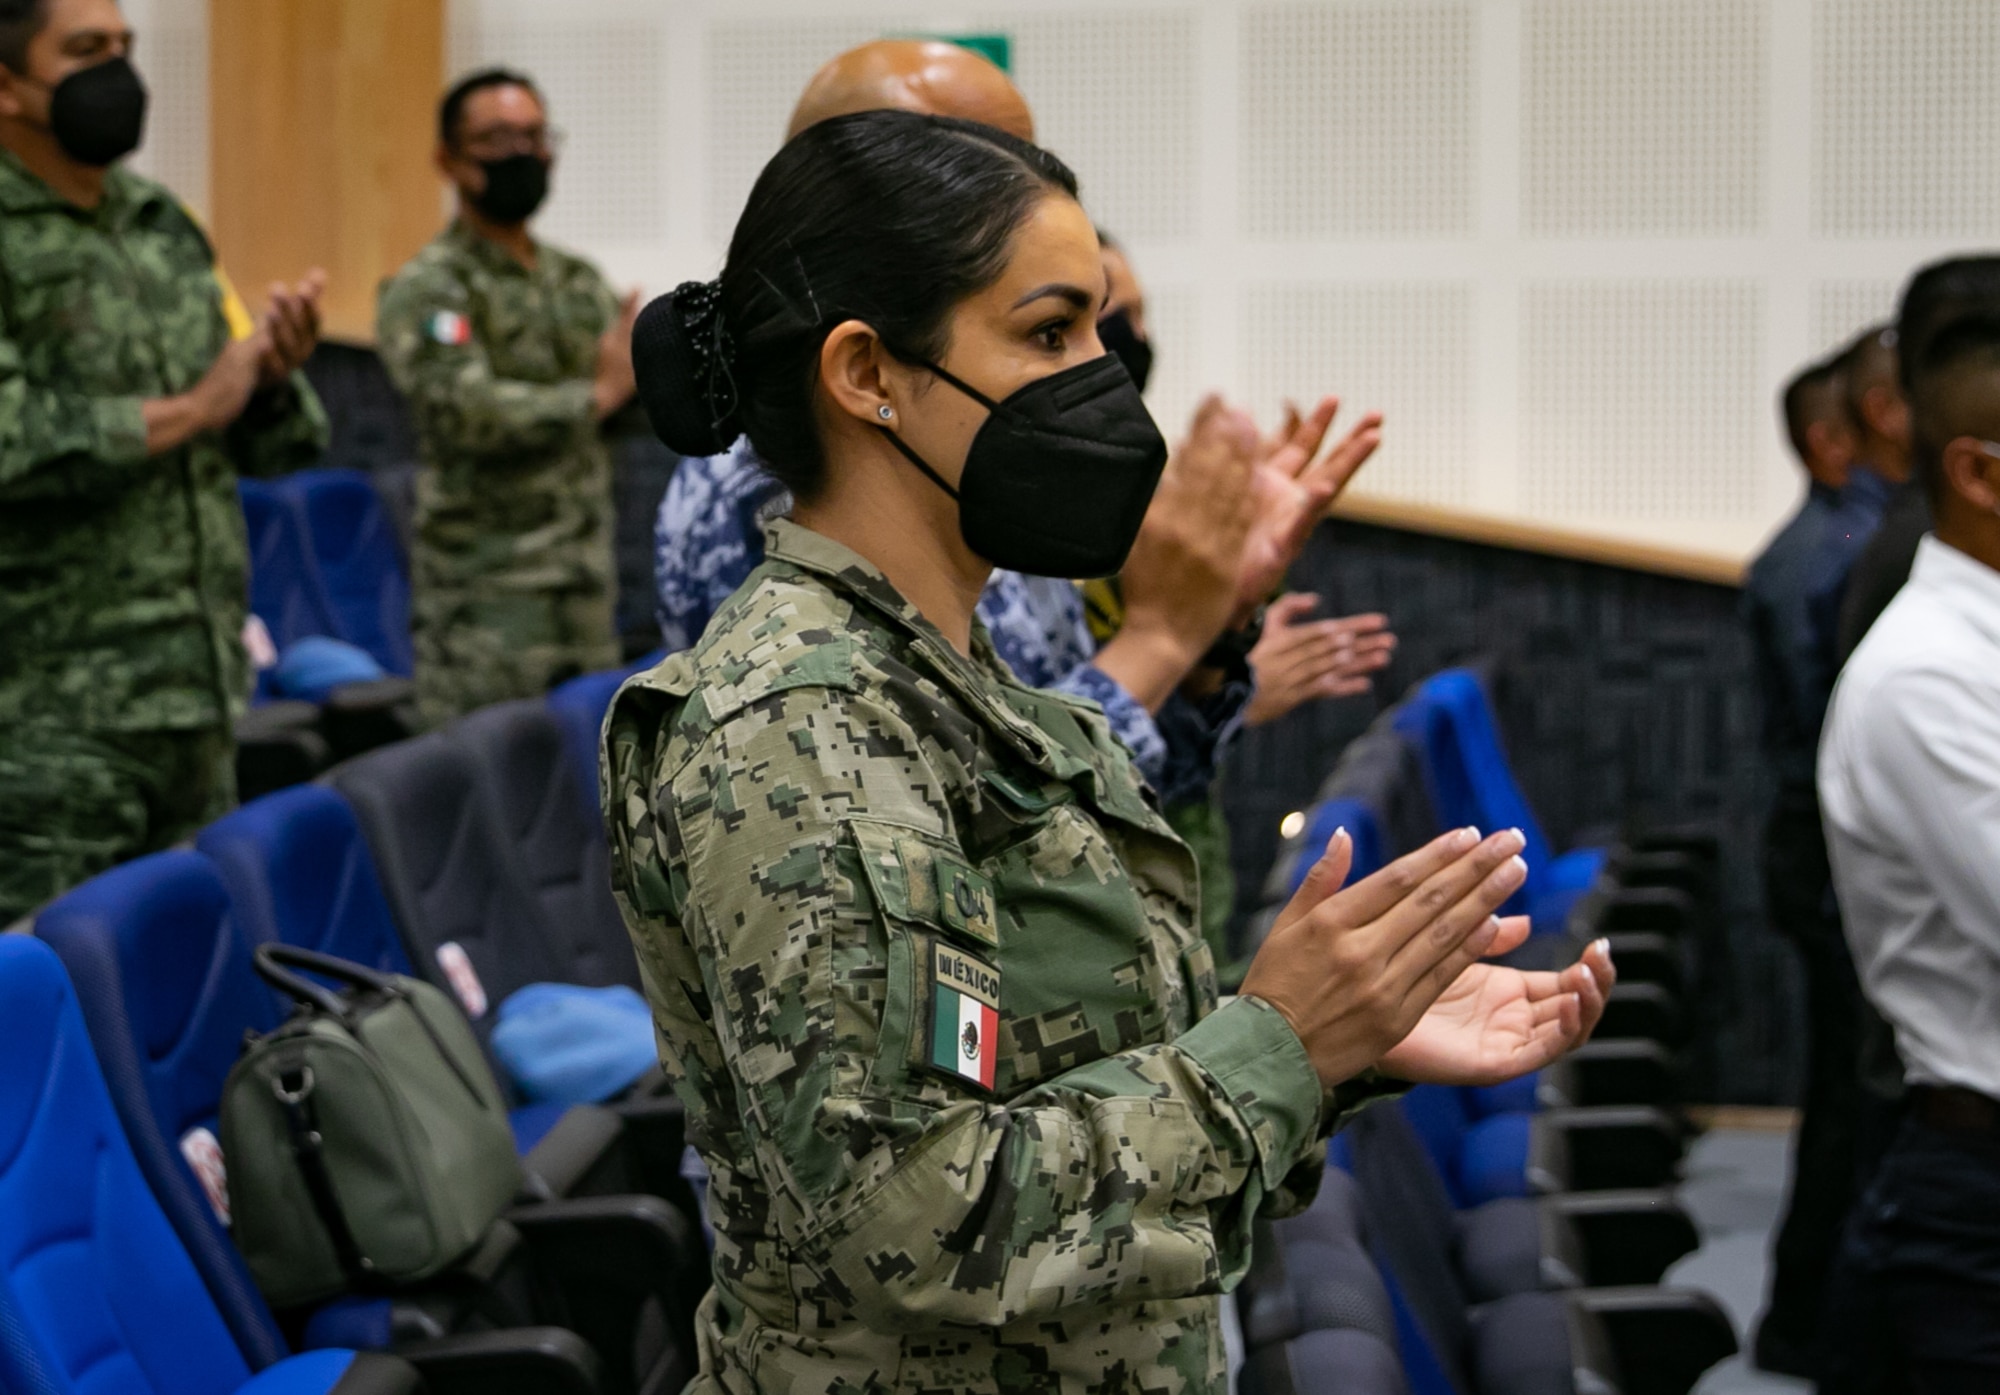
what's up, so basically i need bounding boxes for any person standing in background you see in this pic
[1818,313,2000,1391]
[0,0,327,924]
[1743,359,1863,1379]
[377,67,641,727]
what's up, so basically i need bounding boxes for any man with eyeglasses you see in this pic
[377,67,640,727]
[0,0,328,923]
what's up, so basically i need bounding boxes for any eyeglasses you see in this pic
[458,123,565,160]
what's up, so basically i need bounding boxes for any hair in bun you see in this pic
[633,280,743,458]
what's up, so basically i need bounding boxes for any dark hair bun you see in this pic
[633,280,743,457]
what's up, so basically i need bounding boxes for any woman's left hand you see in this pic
[1377,926,1615,1086]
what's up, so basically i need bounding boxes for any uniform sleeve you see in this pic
[376,269,595,460]
[649,684,1327,1331]
[227,371,331,478]
[0,296,150,501]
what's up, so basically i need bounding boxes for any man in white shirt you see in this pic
[1818,313,2000,1392]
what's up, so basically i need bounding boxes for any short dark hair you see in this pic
[438,66,541,148]
[1780,360,1844,461]
[637,110,1080,498]
[1909,314,2000,507]
[1838,325,1900,429]
[1896,255,2000,395]
[0,0,49,74]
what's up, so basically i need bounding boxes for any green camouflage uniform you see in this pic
[0,150,328,923]
[376,221,622,727]
[604,520,1396,1394]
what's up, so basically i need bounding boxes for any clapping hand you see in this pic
[257,269,326,388]
[1379,931,1613,1085]
[1236,397,1383,612]
[1245,593,1397,726]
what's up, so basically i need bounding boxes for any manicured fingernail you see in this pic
[1457,826,1480,849]
[1507,855,1528,879]
[1594,937,1612,957]
[1504,827,1526,852]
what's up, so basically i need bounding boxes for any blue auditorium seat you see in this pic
[0,935,415,1395]
[240,479,341,705]
[1390,669,1607,931]
[195,786,620,1158]
[278,469,413,677]
[33,852,292,1368]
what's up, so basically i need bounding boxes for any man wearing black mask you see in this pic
[0,0,328,923]
[377,68,641,726]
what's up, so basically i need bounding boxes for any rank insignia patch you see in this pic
[930,941,999,1090]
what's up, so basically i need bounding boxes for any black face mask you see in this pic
[469,153,550,223]
[879,353,1168,579]
[43,56,148,167]
[1097,307,1154,394]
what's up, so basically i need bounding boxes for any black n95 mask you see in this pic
[46,56,148,167]
[879,352,1168,579]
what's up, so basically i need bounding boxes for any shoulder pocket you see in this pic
[846,820,997,948]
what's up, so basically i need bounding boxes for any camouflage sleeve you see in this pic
[226,370,331,478]
[0,298,150,501]
[375,270,595,460]
[659,685,1327,1330]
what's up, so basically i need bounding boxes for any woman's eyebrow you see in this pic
[1011,283,1096,311]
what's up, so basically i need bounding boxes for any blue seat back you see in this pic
[280,469,413,677]
[1391,670,1553,913]
[197,785,414,978]
[34,853,289,1369]
[1396,1085,1477,1209]
[0,935,259,1395]
[240,478,339,684]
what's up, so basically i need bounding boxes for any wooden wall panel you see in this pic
[208,0,444,342]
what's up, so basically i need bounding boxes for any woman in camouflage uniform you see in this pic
[605,110,1614,1395]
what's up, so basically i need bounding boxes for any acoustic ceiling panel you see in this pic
[1812,280,1900,361]
[1522,280,1763,517]
[1240,2,1477,240]
[1524,0,1766,236]
[1242,282,1476,505]
[452,21,667,245]
[981,9,1201,241]
[1815,0,2000,237]
[705,18,888,242]
[1137,284,1204,438]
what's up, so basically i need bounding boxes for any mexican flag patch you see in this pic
[930,941,999,1091]
[428,310,472,346]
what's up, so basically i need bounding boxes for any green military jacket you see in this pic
[0,151,328,732]
[374,221,619,602]
[606,521,1391,1395]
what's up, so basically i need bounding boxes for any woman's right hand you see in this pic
[1238,824,1530,1089]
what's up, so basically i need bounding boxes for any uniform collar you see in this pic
[444,217,541,276]
[0,147,159,225]
[1910,534,2000,649]
[762,518,1074,775]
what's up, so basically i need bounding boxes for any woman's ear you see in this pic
[1943,437,2000,513]
[818,320,899,429]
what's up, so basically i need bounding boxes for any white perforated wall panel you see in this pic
[1524,1,1765,236]
[449,14,667,247]
[976,10,1199,241]
[124,0,207,215]
[1812,281,1900,361]
[1240,3,1476,239]
[1243,283,1475,505]
[1522,282,1762,519]
[1815,1,2000,238]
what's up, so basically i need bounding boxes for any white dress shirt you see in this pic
[1820,534,2000,1097]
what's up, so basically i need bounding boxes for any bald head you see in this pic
[788,39,1034,142]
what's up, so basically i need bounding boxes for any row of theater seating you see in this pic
[1237,668,1735,1394]
[4,663,699,1395]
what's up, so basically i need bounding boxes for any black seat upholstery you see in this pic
[450,702,640,992]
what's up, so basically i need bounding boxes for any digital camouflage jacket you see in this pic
[0,151,327,732]
[605,520,1392,1395]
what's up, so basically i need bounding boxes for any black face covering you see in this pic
[878,352,1168,579]
[1097,307,1154,394]
[469,153,550,223]
[45,56,148,167]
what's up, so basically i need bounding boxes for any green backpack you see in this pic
[221,944,523,1307]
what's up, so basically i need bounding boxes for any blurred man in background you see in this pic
[1819,311,2000,1391]
[0,0,327,923]
[377,67,639,728]
[1744,358,1862,1377]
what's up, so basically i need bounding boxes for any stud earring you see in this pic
[878,405,894,420]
